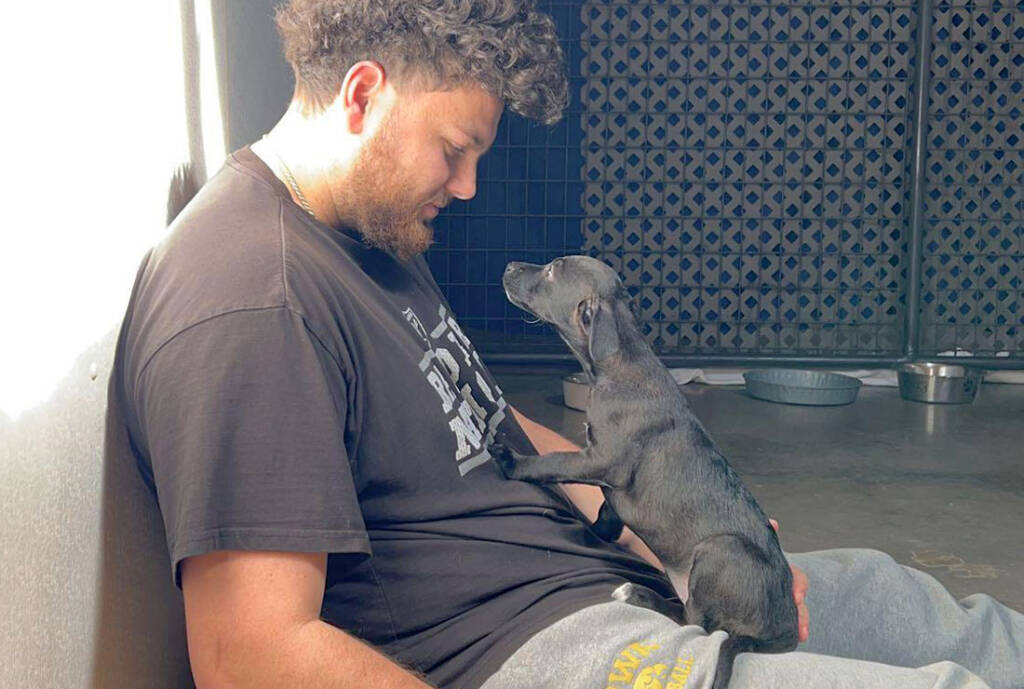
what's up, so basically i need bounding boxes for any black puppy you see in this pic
[491,255,798,689]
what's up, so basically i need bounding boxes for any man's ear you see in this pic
[339,60,388,134]
[578,295,620,363]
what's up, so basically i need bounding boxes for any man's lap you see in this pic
[788,548,1023,687]
[480,548,1024,689]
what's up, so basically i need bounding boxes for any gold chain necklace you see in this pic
[274,152,316,219]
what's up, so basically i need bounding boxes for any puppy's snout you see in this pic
[503,262,528,293]
[504,262,525,279]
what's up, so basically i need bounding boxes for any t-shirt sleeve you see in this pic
[132,306,370,586]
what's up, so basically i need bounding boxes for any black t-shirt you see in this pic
[111,147,673,688]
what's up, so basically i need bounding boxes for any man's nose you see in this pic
[446,164,478,201]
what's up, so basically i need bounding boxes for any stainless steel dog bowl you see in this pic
[743,369,862,406]
[562,372,591,411]
[898,362,983,404]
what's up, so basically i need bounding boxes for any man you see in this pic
[109,2,1023,688]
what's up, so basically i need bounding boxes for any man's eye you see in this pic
[447,142,466,157]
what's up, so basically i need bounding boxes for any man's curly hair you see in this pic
[275,0,568,125]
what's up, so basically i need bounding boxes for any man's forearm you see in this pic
[208,619,434,689]
[510,407,664,570]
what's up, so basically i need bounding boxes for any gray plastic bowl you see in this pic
[743,369,863,406]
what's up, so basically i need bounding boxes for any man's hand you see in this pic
[769,518,809,643]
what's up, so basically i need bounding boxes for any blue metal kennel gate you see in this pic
[426,0,1022,368]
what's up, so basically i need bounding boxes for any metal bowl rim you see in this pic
[898,362,983,379]
[743,368,863,390]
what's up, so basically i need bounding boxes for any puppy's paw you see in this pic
[487,441,518,478]
[611,582,637,603]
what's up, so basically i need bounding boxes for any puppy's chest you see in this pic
[587,402,682,443]
[583,414,622,450]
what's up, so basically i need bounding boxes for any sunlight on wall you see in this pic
[0,3,222,419]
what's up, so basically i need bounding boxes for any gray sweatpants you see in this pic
[481,549,1024,689]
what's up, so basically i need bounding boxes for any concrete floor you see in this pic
[492,365,1024,612]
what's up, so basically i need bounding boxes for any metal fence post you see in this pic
[904,0,935,360]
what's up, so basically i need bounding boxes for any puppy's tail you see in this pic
[711,635,754,689]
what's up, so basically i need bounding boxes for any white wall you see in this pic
[0,3,291,687]
[0,1,188,421]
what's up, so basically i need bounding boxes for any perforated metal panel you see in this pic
[427,1,586,353]
[579,1,916,356]
[427,0,1023,365]
[919,0,1022,357]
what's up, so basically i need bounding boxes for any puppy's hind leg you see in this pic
[710,635,755,689]
[684,535,800,689]
[592,499,625,541]
[612,583,686,624]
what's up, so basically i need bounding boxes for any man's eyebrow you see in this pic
[455,127,487,150]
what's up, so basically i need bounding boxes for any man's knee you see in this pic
[850,547,898,567]
[790,547,898,574]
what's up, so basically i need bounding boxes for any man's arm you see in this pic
[509,406,663,570]
[181,550,435,689]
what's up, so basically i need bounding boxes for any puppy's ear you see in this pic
[578,295,620,362]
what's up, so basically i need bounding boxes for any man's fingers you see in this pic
[791,564,807,603]
[790,564,810,642]
[798,600,810,642]
[771,522,808,641]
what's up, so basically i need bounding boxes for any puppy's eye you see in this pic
[544,263,556,280]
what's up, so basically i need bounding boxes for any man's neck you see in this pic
[251,106,357,228]
[250,137,332,227]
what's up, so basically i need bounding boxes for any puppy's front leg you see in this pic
[490,444,611,487]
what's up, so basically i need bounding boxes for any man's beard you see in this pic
[333,115,435,262]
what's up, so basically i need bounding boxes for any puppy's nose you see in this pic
[504,262,525,278]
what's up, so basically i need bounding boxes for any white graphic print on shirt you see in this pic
[403,304,508,476]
